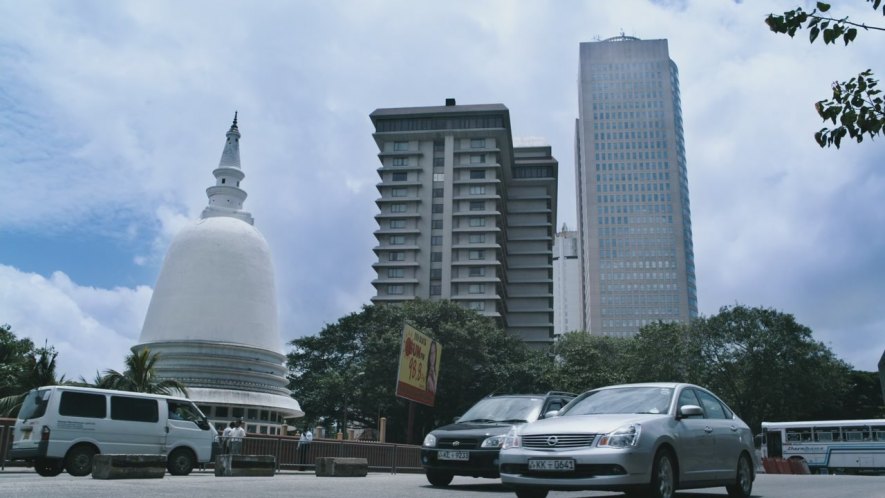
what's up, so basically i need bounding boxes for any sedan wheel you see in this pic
[514,489,549,498]
[649,450,676,498]
[726,454,753,498]
[425,469,453,487]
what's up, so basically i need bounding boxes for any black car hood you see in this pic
[432,421,520,437]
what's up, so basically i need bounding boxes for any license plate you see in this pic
[528,459,575,471]
[21,429,32,441]
[438,450,469,461]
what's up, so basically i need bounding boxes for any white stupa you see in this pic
[134,114,303,434]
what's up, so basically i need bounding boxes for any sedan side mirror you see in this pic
[677,404,703,419]
[543,410,560,419]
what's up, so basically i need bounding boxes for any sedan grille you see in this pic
[438,438,480,450]
[522,433,597,449]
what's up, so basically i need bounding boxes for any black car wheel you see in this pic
[167,447,195,476]
[726,453,753,498]
[648,449,676,498]
[514,488,549,498]
[65,445,97,477]
[34,458,64,477]
[425,469,454,487]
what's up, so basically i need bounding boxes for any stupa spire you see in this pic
[201,114,253,224]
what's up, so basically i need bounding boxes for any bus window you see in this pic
[786,428,812,442]
[814,427,841,442]
[843,426,867,441]
[873,426,885,441]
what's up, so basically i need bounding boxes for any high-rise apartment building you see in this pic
[552,225,582,335]
[575,36,698,337]
[369,100,558,345]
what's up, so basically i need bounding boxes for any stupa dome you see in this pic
[134,114,302,425]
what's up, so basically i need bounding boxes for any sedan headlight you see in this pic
[423,433,437,447]
[501,426,521,450]
[598,423,641,448]
[481,435,507,448]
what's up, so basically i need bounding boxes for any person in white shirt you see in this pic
[297,427,313,470]
[221,421,235,454]
[230,419,246,455]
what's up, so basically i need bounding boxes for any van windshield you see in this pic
[18,389,50,420]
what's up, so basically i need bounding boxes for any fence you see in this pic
[1,418,422,474]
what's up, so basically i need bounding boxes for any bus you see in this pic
[761,419,885,474]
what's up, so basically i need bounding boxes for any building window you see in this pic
[387,268,405,278]
[432,188,444,198]
[393,141,408,151]
[392,157,408,166]
[431,236,442,246]
[431,252,442,262]
[388,251,405,261]
[468,267,486,277]
[430,285,441,296]
[470,138,486,149]
[469,154,485,164]
[389,235,405,245]
[433,173,445,181]
[468,301,485,311]
[430,269,442,279]
[468,234,485,243]
[389,219,405,229]
[468,284,485,294]
[469,185,486,195]
[468,250,485,260]
[391,187,407,197]
[431,220,443,229]
[390,203,406,213]
[433,157,444,167]
[469,201,484,211]
[433,140,444,152]
[468,217,486,227]
[470,169,485,179]
[432,204,444,213]
[391,172,407,181]
[388,285,404,295]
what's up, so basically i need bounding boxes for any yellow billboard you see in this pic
[395,323,442,407]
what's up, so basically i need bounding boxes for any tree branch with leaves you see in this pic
[766,1,884,147]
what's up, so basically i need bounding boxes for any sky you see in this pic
[1,0,883,381]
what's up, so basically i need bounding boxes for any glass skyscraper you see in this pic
[575,36,697,337]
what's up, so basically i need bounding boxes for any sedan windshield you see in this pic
[459,397,544,423]
[563,387,674,416]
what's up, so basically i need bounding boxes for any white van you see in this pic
[10,385,216,477]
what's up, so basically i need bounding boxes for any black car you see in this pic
[420,392,576,487]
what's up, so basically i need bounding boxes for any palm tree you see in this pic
[99,348,188,396]
[0,345,63,417]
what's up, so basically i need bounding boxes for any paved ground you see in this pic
[0,469,882,498]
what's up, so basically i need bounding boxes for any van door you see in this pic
[108,395,164,454]
[165,400,213,462]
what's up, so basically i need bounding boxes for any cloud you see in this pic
[0,265,152,380]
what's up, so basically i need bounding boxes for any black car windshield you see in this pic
[18,389,50,420]
[563,387,674,416]
[459,397,544,423]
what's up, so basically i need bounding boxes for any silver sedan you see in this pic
[498,383,756,498]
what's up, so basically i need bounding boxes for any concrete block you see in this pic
[91,454,166,479]
[314,457,368,477]
[214,454,275,477]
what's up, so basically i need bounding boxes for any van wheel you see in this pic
[65,445,97,477]
[167,448,195,476]
[34,458,64,477]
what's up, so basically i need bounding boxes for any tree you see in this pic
[97,348,188,396]
[692,305,851,433]
[0,323,35,399]
[627,321,704,384]
[547,332,631,393]
[837,370,885,418]
[766,1,885,147]
[0,341,63,417]
[286,300,547,443]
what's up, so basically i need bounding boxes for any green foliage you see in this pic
[838,370,885,418]
[0,323,35,399]
[97,348,188,396]
[0,330,63,417]
[286,300,548,443]
[548,332,631,393]
[628,321,704,384]
[766,1,885,148]
[691,305,852,433]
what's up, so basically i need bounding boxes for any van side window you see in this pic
[111,396,159,423]
[59,392,106,418]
